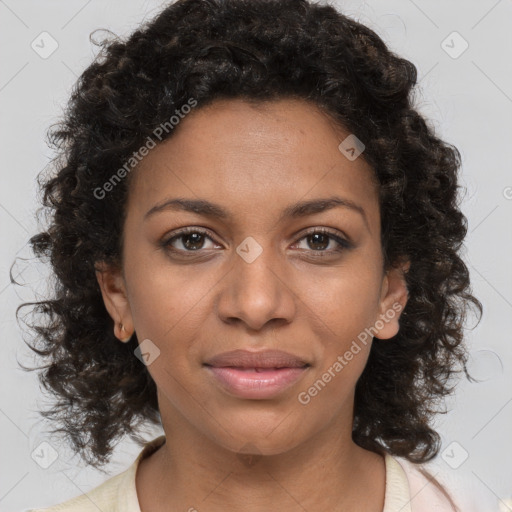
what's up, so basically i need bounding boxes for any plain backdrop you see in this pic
[1,1,511,511]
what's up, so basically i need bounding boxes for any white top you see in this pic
[26,435,463,512]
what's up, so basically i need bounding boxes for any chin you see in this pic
[210,417,308,457]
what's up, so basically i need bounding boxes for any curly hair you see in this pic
[17,0,482,479]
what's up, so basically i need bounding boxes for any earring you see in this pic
[118,323,132,343]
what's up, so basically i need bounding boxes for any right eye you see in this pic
[160,227,221,253]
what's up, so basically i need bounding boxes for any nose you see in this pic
[216,241,296,332]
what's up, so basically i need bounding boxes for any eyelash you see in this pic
[160,227,352,257]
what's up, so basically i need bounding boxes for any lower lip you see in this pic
[205,366,309,399]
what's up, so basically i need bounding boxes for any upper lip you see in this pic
[204,349,310,368]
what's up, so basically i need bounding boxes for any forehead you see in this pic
[127,98,379,230]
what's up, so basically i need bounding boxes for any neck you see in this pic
[136,403,386,512]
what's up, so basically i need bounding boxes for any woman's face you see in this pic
[97,98,409,456]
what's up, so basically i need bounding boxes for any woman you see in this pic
[20,0,483,510]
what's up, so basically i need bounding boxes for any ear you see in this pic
[372,259,410,340]
[95,261,134,341]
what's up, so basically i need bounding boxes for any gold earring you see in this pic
[119,323,132,343]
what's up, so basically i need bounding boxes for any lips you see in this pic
[203,349,309,369]
[203,349,310,399]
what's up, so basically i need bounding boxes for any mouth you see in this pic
[203,349,310,369]
[207,366,309,371]
[203,349,310,399]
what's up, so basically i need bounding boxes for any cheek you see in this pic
[298,262,381,393]
[124,251,216,342]
[299,262,382,337]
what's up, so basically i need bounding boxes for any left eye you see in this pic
[294,231,350,252]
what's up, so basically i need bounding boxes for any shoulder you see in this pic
[25,435,166,512]
[24,470,131,512]
[399,457,458,512]
[393,454,489,512]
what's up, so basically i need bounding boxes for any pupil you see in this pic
[183,233,204,250]
[309,233,328,251]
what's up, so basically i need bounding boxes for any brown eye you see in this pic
[161,228,218,253]
[294,228,351,254]
[179,232,206,251]
[305,232,330,251]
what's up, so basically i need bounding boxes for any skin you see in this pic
[96,98,410,512]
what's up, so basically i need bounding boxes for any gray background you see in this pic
[1,0,511,510]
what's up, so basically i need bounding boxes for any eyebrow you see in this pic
[144,196,369,230]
